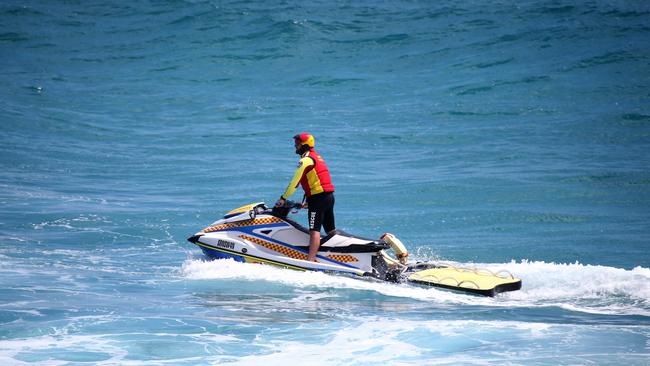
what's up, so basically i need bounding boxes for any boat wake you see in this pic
[181,257,650,317]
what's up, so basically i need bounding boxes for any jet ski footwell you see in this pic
[407,265,522,297]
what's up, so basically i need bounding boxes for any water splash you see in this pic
[181,258,650,316]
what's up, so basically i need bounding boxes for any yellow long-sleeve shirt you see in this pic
[281,156,314,199]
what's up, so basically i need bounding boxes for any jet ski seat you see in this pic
[321,229,375,244]
[268,207,389,252]
[282,217,310,235]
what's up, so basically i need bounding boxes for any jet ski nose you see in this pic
[187,234,202,243]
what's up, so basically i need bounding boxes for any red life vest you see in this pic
[300,149,335,196]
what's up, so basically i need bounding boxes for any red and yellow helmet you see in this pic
[293,133,315,148]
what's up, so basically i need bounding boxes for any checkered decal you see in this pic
[239,235,360,264]
[326,254,359,263]
[203,217,285,233]
[239,234,308,260]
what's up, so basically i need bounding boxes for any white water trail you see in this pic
[181,258,650,316]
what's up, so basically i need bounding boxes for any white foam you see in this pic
[181,258,650,316]
[203,318,647,366]
[484,260,650,315]
[0,321,240,366]
[181,258,458,302]
[0,333,126,366]
[1,315,645,366]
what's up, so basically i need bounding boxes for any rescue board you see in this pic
[407,265,522,296]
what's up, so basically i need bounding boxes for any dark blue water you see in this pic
[1,1,649,364]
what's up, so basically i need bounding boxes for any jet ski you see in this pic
[187,201,522,296]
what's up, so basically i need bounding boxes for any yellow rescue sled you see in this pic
[407,264,522,297]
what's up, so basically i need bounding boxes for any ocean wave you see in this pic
[2,314,646,366]
[174,316,649,366]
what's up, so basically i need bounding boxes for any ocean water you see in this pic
[1,0,650,364]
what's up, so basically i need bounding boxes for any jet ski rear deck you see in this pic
[407,264,522,296]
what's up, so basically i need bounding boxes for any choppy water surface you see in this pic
[1,0,649,365]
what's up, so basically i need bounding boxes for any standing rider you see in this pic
[275,133,336,262]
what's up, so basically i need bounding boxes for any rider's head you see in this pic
[293,133,315,155]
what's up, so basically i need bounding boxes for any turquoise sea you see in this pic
[1,0,650,364]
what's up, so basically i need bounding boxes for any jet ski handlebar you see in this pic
[276,200,303,209]
[265,200,303,219]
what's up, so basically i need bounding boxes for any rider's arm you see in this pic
[281,157,314,199]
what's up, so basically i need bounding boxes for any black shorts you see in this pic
[306,192,335,233]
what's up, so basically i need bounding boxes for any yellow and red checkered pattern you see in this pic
[239,235,360,264]
[326,254,359,263]
[203,217,285,233]
[239,234,308,260]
